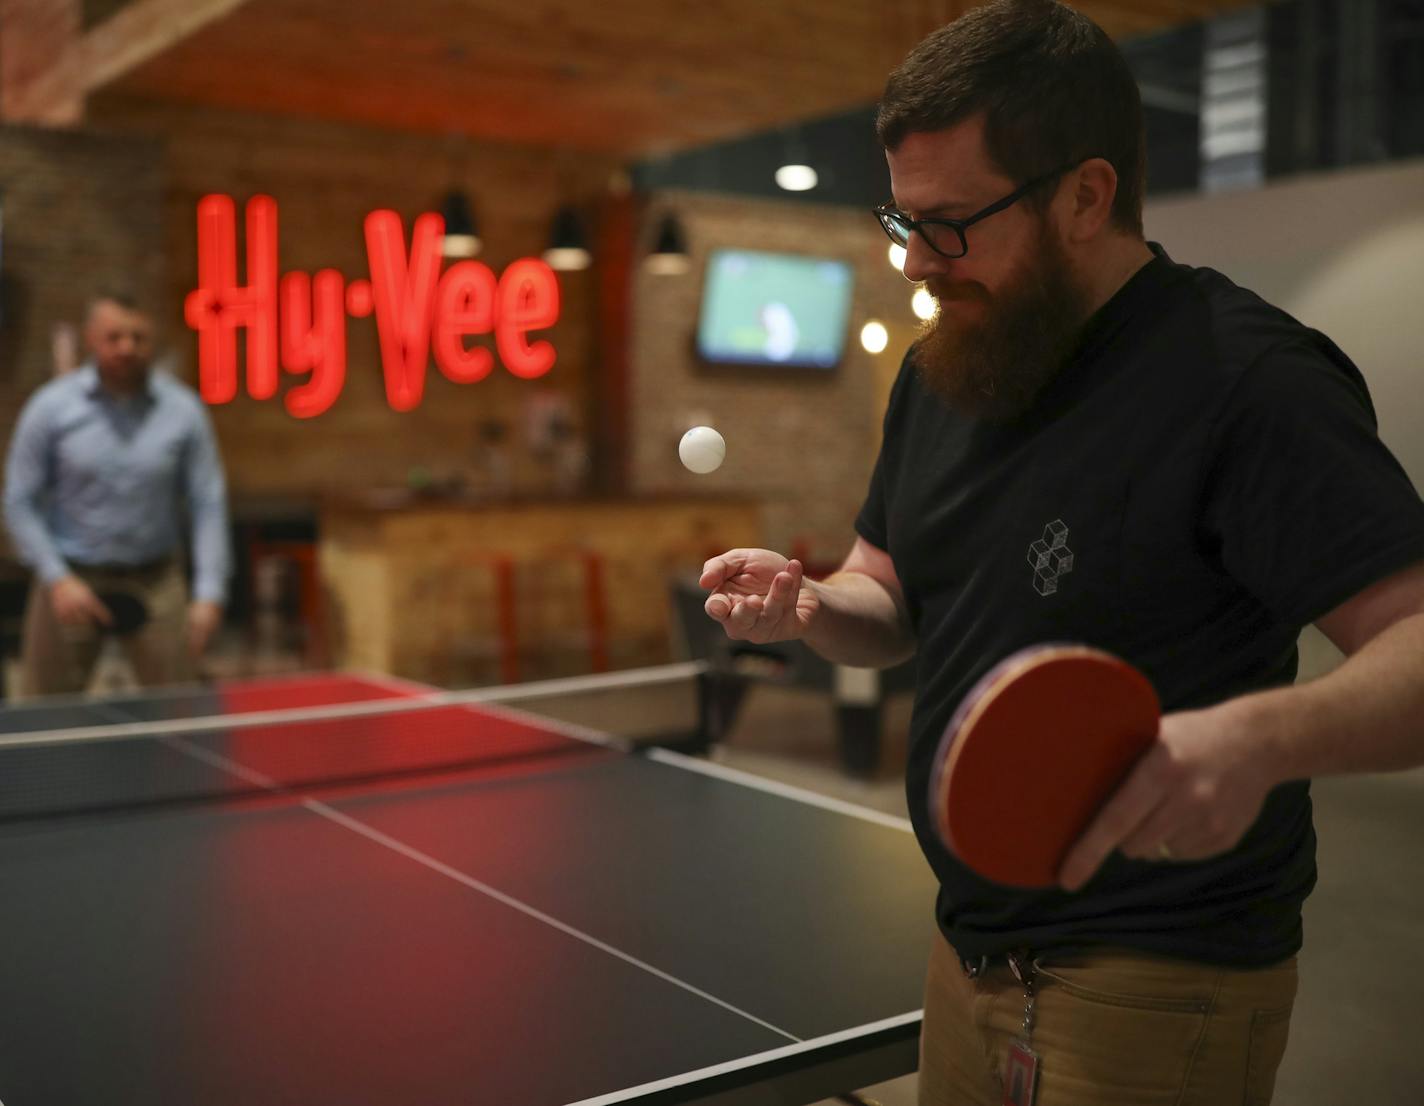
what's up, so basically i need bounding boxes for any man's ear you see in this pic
[1062,157,1119,243]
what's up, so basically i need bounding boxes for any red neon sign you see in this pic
[184,195,562,417]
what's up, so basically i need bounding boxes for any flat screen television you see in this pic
[695,249,854,369]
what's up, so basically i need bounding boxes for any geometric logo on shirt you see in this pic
[1027,519,1074,597]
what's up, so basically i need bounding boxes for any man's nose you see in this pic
[900,233,954,285]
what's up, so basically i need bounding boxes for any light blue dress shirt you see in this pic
[3,364,231,603]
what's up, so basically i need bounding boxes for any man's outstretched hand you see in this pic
[700,549,820,644]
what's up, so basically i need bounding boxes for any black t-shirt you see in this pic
[856,244,1424,967]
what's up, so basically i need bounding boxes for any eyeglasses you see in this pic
[873,161,1082,260]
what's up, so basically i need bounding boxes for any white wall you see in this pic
[1146,158,1424,678]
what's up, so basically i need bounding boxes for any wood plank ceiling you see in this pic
[97,0,1265,155]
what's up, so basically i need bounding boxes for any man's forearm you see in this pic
[2,496,67,586]
[1231,612,1424,782]
[4,408,68,586]
[189,503,230,604]
[802,571,917,668]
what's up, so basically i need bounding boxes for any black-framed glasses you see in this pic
[873,160,1082,260]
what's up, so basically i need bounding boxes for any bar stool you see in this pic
[516,548,609,679]
[248,539,327,667]
[474,553,521,685]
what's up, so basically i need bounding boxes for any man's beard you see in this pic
[913,220,1092,422]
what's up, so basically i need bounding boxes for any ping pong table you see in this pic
[0,668,937,1106]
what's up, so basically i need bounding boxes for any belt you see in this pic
[69,555,173,575]
[959,948,1042,980]
[960,953,991,979]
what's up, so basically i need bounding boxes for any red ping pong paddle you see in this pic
[929,643,1161,889]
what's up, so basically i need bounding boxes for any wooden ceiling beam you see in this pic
[3,0,250,124]
[55,0,1268,154]
[1,0,83,123]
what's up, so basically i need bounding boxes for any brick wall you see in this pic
[0,121,165,433]
[629,190,921,566]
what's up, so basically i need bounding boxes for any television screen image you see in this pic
[696,249,854,369]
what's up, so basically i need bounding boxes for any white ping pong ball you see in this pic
[678,425,726,474]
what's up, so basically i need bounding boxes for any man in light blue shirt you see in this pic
[3,292,230,694]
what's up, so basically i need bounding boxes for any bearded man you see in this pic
[699,2,1424,1103]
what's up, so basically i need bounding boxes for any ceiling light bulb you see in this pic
[442,233,482,259]
[544,247,592,271]
[860,321,889,354]
[775,164,818,192]
[645,253,691,275]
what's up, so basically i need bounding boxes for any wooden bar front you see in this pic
[319,495,761,686]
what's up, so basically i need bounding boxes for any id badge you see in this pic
[1002,1040,1039,1106]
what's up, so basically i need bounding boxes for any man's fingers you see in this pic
[699,551,749,589]
[1057,762,1164,891]
[699,557,728,590]
[759,572,795,624]
[727,596,761,633]
[705,593,765,636]
[1117,803,1185,861]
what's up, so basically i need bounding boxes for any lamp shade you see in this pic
[439,190,481,258]
[543,205,592,271]
[645,212,689,275]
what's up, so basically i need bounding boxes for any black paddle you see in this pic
[95,590,151,638]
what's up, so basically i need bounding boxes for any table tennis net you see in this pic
[0,697,620,824]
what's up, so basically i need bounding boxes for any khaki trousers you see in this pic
[20,559,193,696]
[920,933,1297,1106]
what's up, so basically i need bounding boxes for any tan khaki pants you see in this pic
[920,933,1297,1106]
[20,560,193,696]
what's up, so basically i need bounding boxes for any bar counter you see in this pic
[317,492,762,686]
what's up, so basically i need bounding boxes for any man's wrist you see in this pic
[800,576,837,642]
[41,565,72,590]
[1219,686,1307,790]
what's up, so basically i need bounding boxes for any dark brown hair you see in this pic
[876,0,1145,235]
[85,287,147,320]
